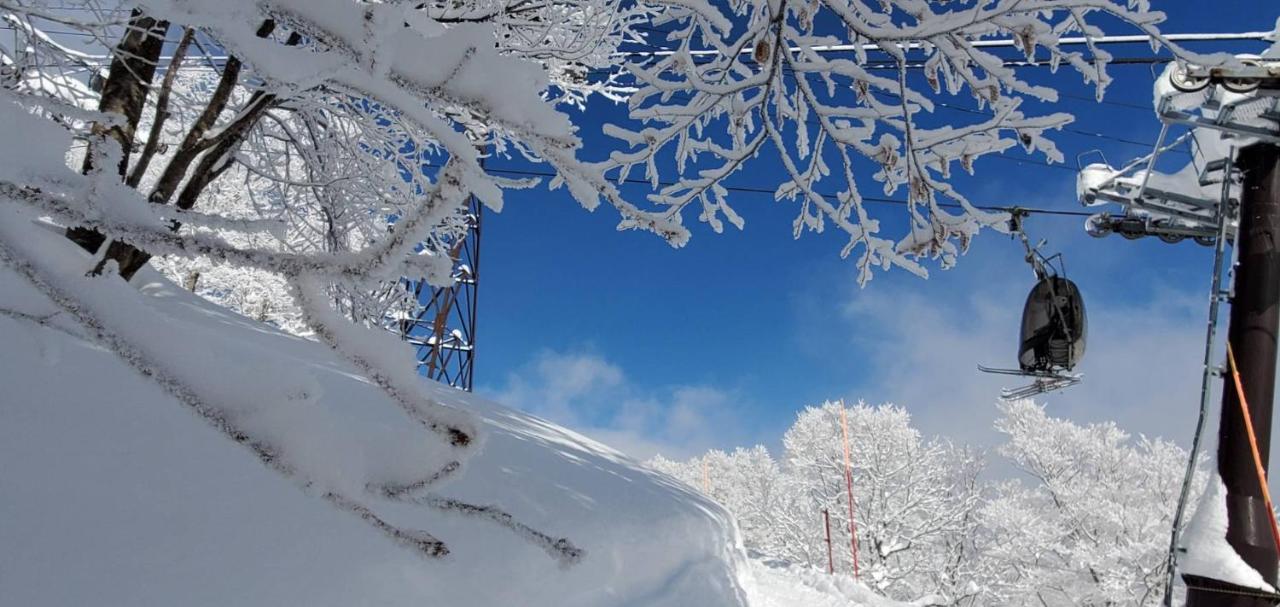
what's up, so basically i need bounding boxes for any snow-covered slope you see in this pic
[0,202,917,606]
[0,209,752,606]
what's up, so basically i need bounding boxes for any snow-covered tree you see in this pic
[1,0,662,333]
[1,0,1218,333]
[978,399,1203,606]
[650,400,985,603]
[648,399,1202,605]
[781,401,985,601]
[650,446,793,555]
[9,0,1215,301]
[140,72,448,333]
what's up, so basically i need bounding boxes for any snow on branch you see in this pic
[607,0,1227,283]
[0,0,656,565]
[0,216,460,560]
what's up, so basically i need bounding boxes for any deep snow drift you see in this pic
[0,207,913,606]
[0,208,750,606]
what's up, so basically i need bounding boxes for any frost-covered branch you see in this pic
[0,223,457,561]
[607,0,1225,283]
[1,0,671,565]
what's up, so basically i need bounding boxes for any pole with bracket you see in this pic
[1186,141,1280,606]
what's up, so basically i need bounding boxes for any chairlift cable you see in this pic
[616,31,1272,59]
[472,164,1096,218]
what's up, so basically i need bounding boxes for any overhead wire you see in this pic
[0,26,1177,161]
[610,27,1268,113]
[464,163,1094,219]
[0,22,1250,120]
[581,66,1173,179]
[2,17,1245,221]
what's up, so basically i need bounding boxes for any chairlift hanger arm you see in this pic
[1008,210,1064,280]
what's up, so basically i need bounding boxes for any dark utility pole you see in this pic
[1186,142,1280,606]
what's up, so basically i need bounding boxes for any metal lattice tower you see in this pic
[399,194,481,391]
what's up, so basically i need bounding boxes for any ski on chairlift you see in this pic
[979,212,1088,400]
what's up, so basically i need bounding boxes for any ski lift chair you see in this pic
[979,214,1087,399]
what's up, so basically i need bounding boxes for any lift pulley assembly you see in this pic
[978,211,1088,400]
[1168,59,1280,95]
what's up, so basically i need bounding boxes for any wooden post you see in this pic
[823,508,834,574]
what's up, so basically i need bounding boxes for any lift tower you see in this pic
[399,194,481,391]
[1078,59,1280,606]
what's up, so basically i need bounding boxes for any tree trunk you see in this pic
[65,10,168,253]
[96,23,295,282]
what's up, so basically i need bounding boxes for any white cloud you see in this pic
[483,350,752,461]
[491,351,625,423]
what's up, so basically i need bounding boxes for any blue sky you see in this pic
[474,2,1276,461]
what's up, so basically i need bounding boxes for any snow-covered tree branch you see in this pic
[606,0,1226,283]
[0,0,653,565]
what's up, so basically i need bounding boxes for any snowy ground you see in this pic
[744,557,941,607]
[0,206,911,606]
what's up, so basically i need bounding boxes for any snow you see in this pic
[1077,163,1117,206]
[743,557,942,607]
[6,1,1212,603]
[1179,469,1276,593]
[0,91,84,184]
[0,195,914,606]
[0,201,758,606]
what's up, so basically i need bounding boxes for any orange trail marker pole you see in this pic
[840,404,860,580]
